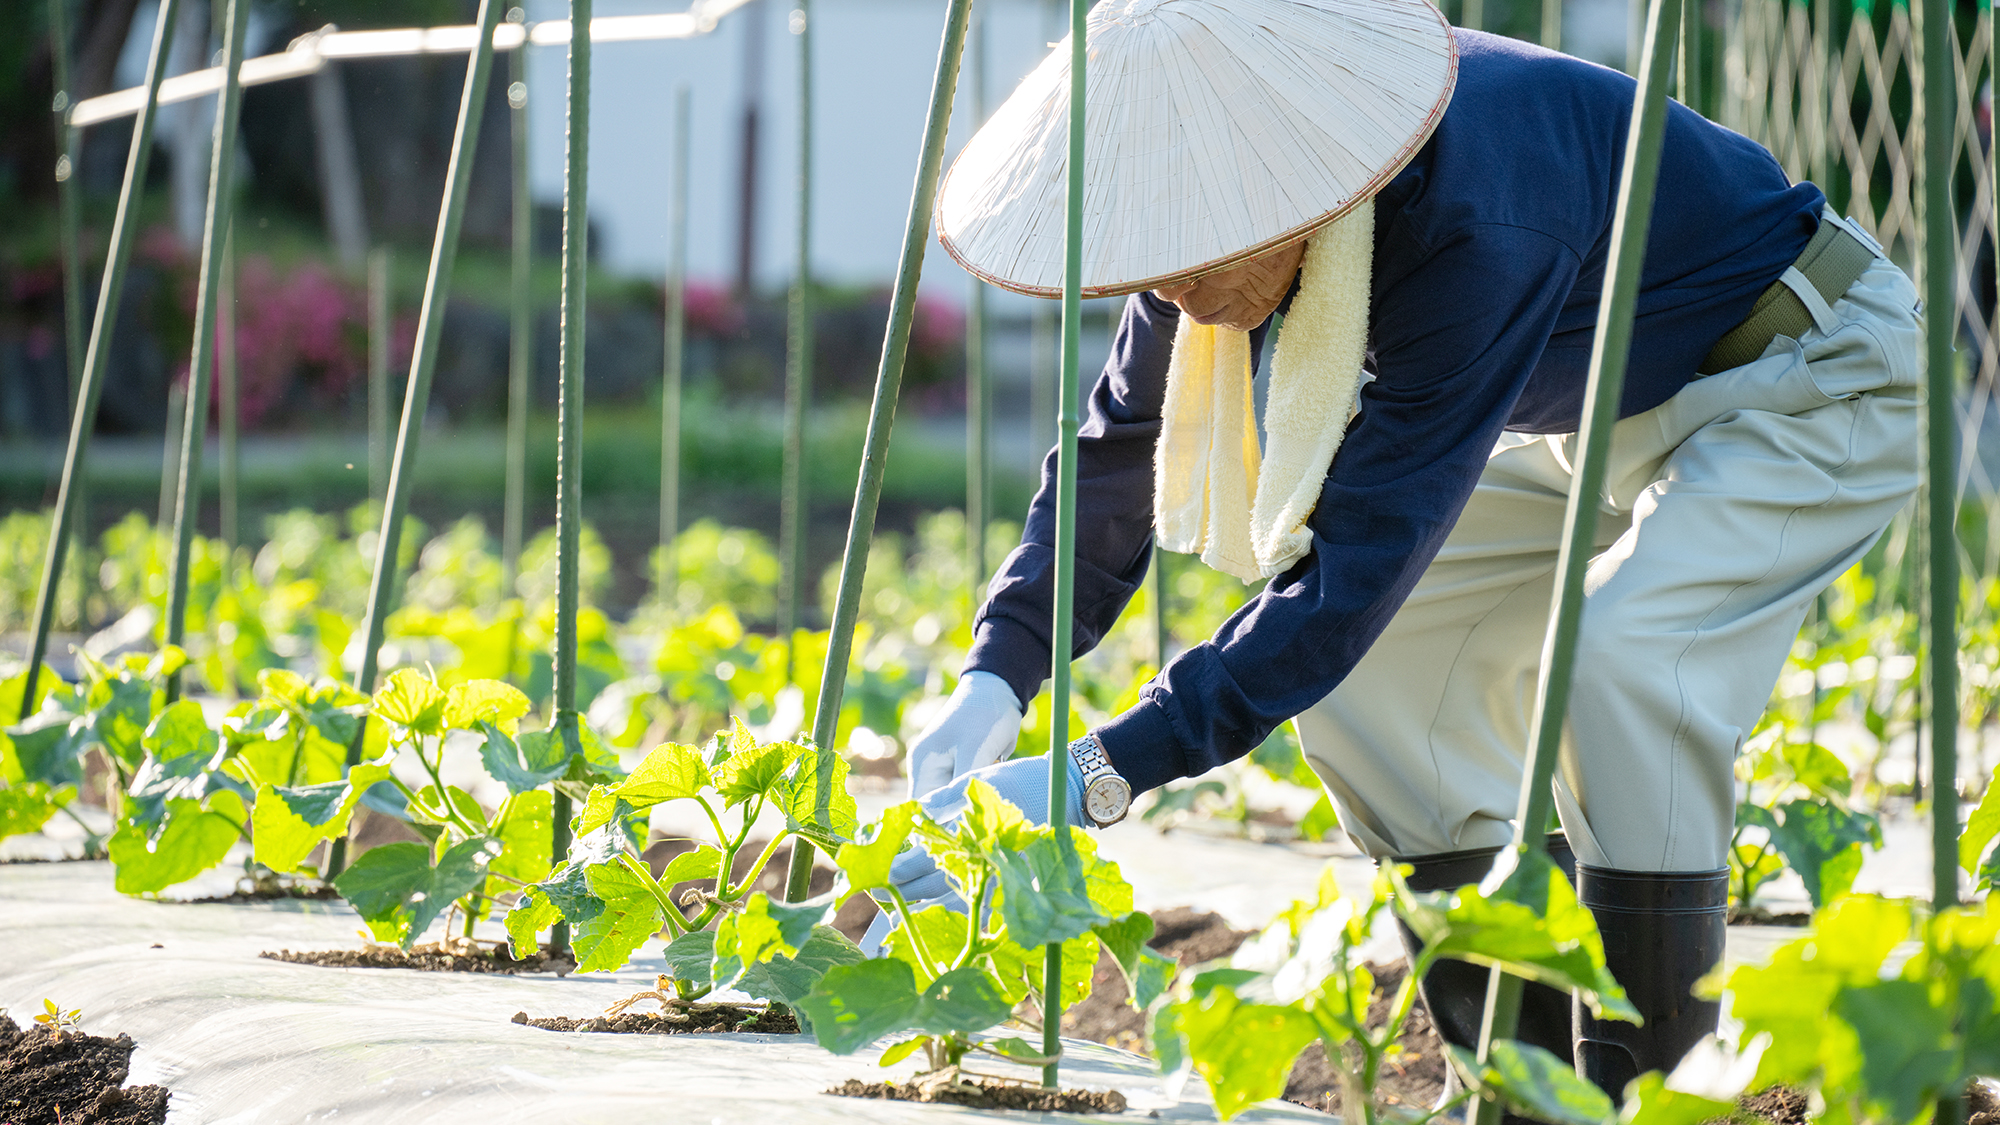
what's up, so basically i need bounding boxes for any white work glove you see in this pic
[903,669,1023,800]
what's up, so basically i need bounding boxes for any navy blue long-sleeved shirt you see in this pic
[965,30,1827,796]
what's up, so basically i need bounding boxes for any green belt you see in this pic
[1697,220,1878,375]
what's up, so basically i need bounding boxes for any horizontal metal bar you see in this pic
[70,0,754,128]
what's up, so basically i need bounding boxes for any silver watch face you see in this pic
[1085,775,1131,826]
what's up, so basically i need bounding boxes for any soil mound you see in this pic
[0,1014,168,1125]
[261,940,574,975]
[827,1077,1126,1113]
[510,1006,798,1034]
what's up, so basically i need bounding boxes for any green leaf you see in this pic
[251,763,391,873]
[611,740,712,804]
[142,699,215,765]
[1832,979,1957,1125]
[663,929,717,985]
[504,885,564,959]
[92,673,156,770]
[1171,985,1320,1120]
[877,1038,927,1068]
[332,837,501,947]
[1451,1041,1615,1125]
[1131,947,1178,1010]
[883,903,974,990]
[477,723,570,794]
[3,713,80,787]
[780,746,858,840]
[797,958,925,1055]
[0,783,71,840]
[990,829,1111,947]
[371,669,447,737]
[712,893,835,988]
[1766,798,1880,906]
[488,789,554,889]
[443,680,530,732]
[1393,849,1638,1023]
[1617,1072,1737,1125]
[1781,741,1853,799]
[1298,793,1343,842]
[916,965,1014,1035]
[657,845,723,887]
[836,801,918,893]
[737,925,866,1008]
[109,794,245,894]
[571,860,666,973]
[1093,911,1161,1008]
[713,738,806,807]
[1960,765,2000,875]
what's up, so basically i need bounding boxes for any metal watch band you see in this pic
[1070,732,1116,779]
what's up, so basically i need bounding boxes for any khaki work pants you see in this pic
[1295,213,1922,872]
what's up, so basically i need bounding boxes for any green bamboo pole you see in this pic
[49,0,83,401]
[219,224,239,562]
[549,0,595,960]
[162,0,251,706]
[1043,0,1088,1089]
[157,385,184,531]
[1918,0,1959,913]
[1462,0,1484,32]
[1470,0,1681,1112]
[1545,0,1563,51]
[967,7,990,608]
[781,0,816,659]
[662,84,691,593]
[326,0,505,878]
[784,0,975,902]
[19,0,182,719]
[504,7,531,595]
[368,246,393,506]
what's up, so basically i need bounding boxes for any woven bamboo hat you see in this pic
[937,0,1456,299]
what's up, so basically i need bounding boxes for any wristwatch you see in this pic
[1070,733,1132,827]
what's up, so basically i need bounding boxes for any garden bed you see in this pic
[264,939,575,975]
[827,1073,1128,1114]
[512,1006,798,1034]
[0,862,1326,1122]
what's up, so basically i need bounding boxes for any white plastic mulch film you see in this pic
[0,862,1327,1124]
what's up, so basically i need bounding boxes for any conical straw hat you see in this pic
[938,0,1456,299]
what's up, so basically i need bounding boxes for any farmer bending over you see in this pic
[886,0,1920,1104]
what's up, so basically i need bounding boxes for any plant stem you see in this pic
[725,831,791,901]
[888,886,943,979]
[955,870,990,969]
[619,851,690,936]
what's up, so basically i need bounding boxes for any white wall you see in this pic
[520,0,1066,310]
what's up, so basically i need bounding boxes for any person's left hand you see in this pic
[859,751,1085,953]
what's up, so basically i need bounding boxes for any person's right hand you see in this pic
[902,670,1023,799]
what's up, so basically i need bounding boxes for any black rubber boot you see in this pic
[1389,836,1579,1070]
[1572,865,1729,1103]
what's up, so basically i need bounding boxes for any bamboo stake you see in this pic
[662,84,691,595]
[163,0,251,705]
[781,0,816,655]
[22,0,180,717]
[219,224,239,562]
[158,385,185,532]
[504,9,531,595]
[327,0,505,877]
[784,0,974,902]
[549,0,595,959]
[1471,0,1681,1111]
[368,246,393,506]
[1918,0,1959,913]
[1043,0,1088,1089]
[967,7,990,607]
[49,0,83,402]
[1545,0,1563,52]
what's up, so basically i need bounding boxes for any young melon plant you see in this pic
[792,779,1172,1078]
[503,718,863,1003]
[329,668,621,947]
[1729,739,1882,912]
[1152,849,1639,1123]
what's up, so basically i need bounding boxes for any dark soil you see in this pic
[187,883,342,905]
[1732,1086,1810,1125]
[510,1005,799,1034]
[0,1014,168,1125]
[1058,906,1447,1117]
[1965,1079,1999,1125]
[827,1077,1127,1114]
[261,940,575,975]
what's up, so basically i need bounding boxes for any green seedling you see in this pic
[793,780,1170,1089]
[1154,849,1638,1123]
[1729,740,1881,912]
[504,718,863,1010]
[34,999,82,1037]
[331,668,620,948]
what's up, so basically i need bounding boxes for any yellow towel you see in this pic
[1154,200,1375,582]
